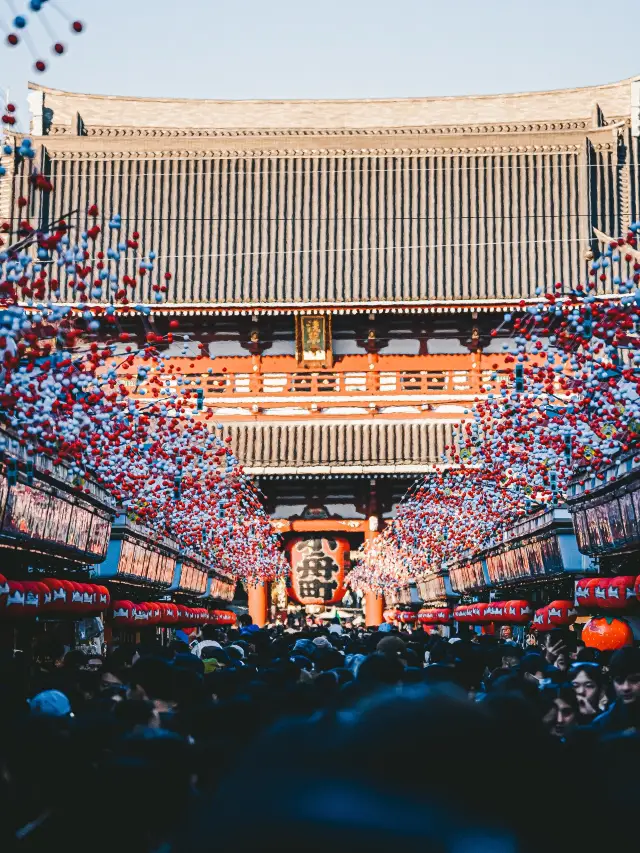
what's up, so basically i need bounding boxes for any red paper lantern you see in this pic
[209,609,236,626]
[133,602,151,625]
[531,606,553,631]
[575,578,597,609]
[111,600,135,626]
[592,579,609,608]
[503,600,532,624]
[95,585,110,610]
[70,582,85,613]
[0,573,9,602]
[547,600,578,626]
[35,582,52,611]
[42,578,68,612]
[397,611,417,624]
[4,581,25,617]
[287,536,349,606]
[159,602,178,625]
[601,576,637,610]
[22,582,43,616]
[485,602,505,622]
[418,607,452,624]
[454,605,469,623]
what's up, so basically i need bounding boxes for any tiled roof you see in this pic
[217,420,455,474]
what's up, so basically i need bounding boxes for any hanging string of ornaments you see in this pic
[1,0,84,74]
[0,22,286,587]
[351,229,640,594]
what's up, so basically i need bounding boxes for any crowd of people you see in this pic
[1,615,639,852]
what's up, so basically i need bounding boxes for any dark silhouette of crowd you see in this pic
[1,615,639,853]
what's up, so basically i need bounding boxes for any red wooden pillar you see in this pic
[247,583,268,628]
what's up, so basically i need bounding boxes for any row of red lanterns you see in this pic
[530,601,578,631]
[0,575,110,619]
[575,576,638,610]
[110,600,236,628]
[454,600,533,625]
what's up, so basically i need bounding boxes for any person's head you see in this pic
[63,649,88,672]
[239,614,254,628]
[83,654,104,672]
[501,644,524,670]
[609,647,640,706]
[356,652,404,688]
[519,653,546,683]
[569,662,606,717]
[539,686,579,739]
[128,657,175,704]
[100,666,124,692]
[115,699,161,731]
[376,635,407,663]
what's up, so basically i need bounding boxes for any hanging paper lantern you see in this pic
[601,576,637,610]
[70,582,85,614]
[503,600,532,624]
[42,578,68,612]
[418,607,452,624]
[209,609,236,626]
[111,600,135,626]
[22,581,43,616]
[0,574,9,603]
[35,582,52,611]
[575,578,597,609]
[397,610,418,624]
[3,582,26,618]
[95,586,110,609]
[287,537,349,606]
[547,600,578,626]
[485,602,506,622]
[159,602,178,625]
[582,616,634,651]
[133,602,151,625]
[531,606,553,632]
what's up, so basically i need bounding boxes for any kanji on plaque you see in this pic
[287,537,349,605]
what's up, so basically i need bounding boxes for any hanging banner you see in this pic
[287,537,349,605]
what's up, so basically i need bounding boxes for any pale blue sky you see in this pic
[1,0,638,120]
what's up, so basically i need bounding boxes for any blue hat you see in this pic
[29,690,72,717]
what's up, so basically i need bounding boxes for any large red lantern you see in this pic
[42,578,68,612]
[111,600,135,626]
[547,600,578,626]
[133,602,151,625]
[0,573,9,603]
[95,586,110,610]
[418,607,452,625]
[4,581,26,618]
[287,536,349,606]
[454,605,469,623]
[576,578,597,609]
[531,606,553,632]
[601,576,637,610]
[159,602,178,625]
[22,582,43,616]
[209,609,236,626]
[397,611,417,624]
[485,602,505,622]
[503,600,532,624]
[70,582,85,613]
